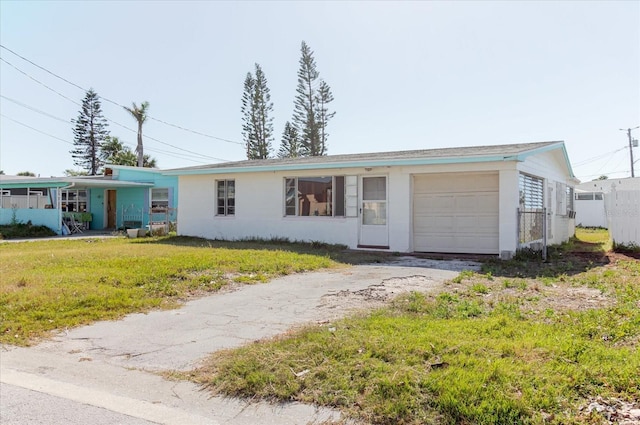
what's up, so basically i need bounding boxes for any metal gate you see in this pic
[517,207,547,259]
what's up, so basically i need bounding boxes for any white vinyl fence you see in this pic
[606,188,640,246]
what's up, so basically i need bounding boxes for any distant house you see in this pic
[575,177,640,245]
[0,165,178,235]
[166,141,577,259]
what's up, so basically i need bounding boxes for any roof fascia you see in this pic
[107,164,161,172]
[0,180,154,189]
[506,141,576,179]
[0,181,71,189]
[165,155,520,176]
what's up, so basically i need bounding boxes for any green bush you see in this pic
[0,222,56,239]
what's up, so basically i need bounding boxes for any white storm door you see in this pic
[359,176,389,247]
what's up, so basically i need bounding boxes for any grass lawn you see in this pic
[0,236,384,346]
[190,228,640,424]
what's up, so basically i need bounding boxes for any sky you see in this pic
[0,1,638,182]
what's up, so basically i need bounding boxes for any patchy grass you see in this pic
[190,228,640,424]
[0,236,382,346]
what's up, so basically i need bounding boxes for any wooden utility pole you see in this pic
[620,126,639,178]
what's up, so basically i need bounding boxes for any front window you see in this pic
[61,189,87,212]
[151,188,169,211]
[284,177,346,217]
[217,180,235,216]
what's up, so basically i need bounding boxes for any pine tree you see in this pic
[278,121,302,158]
[292,41,334,156]
[71,89,109,175]
[241,63,274,159]
[315,80,335,156]
[293,41,320,156]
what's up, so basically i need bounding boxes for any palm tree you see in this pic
[123,101,150,167]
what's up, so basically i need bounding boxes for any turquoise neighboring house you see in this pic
[0,165,178,235]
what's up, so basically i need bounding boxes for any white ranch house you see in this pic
[167,141,577,259]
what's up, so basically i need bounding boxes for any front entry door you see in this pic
[358,176,389,248]
[106,190,117,229]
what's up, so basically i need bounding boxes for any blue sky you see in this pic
[1,1,638,181]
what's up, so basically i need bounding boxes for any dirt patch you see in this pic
[320,275,444,312]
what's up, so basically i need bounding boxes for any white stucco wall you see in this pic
[178,170,359,248]
[518,149,576,246]
[177,151,574,256]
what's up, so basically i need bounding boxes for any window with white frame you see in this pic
[556,182,567,216]
[151,188,169,211]
[566,186,574,214]
[519,173,544,210]
[61,189,88,212]
[284,176,347,217]
[216,180,235,216]
[518,173,545,243]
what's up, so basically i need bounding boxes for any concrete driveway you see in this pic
[1,257,479,425]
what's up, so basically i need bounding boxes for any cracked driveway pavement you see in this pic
[1,257,479,425]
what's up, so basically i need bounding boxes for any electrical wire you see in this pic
[0,112,210,164]
[572,146,627,167]
[0,65,230,162]
[1,44,243,145]
[0,94,71,123]
[1,113,74,145]
[0,57,81,107]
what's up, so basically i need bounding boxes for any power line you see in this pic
[0,113,73,145]
[578,170,631,179]
[1,112,210,164]
[0,95,71,123]
[0,57,81,106]
[572,146,627,167]
[0,62,230,162]
[0,44,243,146]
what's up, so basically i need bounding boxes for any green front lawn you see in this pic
[0,236,379,346]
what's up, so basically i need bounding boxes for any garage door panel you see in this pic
[414,174,498,194]
[413,173,499,254]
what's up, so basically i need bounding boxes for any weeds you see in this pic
[191,228,640,424]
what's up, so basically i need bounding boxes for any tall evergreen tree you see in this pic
[123,101,150,167]
[71,89,109,175]
[278,121,302,158]
[241,63,274,159]
[292,41,334,156]
[315,80,335,155]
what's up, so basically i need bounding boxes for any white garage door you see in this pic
[413,172,499,254]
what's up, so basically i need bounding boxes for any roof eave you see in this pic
[510,141,576,179]
[164,155,524,176]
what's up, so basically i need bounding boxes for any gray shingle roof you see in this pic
[166,140,563,172]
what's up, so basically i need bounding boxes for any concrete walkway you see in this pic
[0,258,479,425]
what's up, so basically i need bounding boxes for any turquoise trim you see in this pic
[0,182,70,189]
[164,155,514,176]
[164,142,575,177]
[510,142,575,178]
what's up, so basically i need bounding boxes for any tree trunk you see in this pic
[136,122,144,167]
